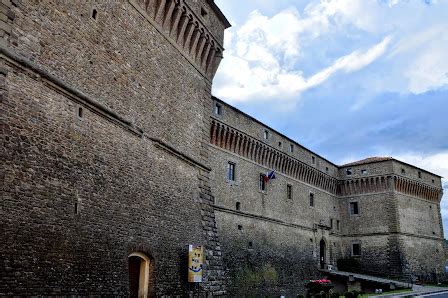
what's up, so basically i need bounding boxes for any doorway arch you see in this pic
[129,252,152,298]
[319,239,326,269]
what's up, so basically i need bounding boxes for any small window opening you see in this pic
[352,243,361,256]
[278,141,282,148]
[78,107,83,118]
[74,202,79,214]
[259,174,266,191]
[289,144,294,153]
[432,179,435,184]
[330,219,333,229]
[346,168,352,175]
[326,167,329,173]
[350,202,359,215]
[430,205,432,209]
[401,168,406,174]
[236,202,241,211]
[264,130,269,140]
[248,241,253,248]
[238,224,243,230]
[310,238,313,243]
[309,193,314,207]
[337,220,340,230]
[214,103,222,115]
[312,156,316,164]
[287,184,292,200]
[201,7,208,17]
[227,162,235,181]
[418,171,422,178]
[361,169,367,175]
[92,9,97,19]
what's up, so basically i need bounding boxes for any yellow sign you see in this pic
[188,245,204,283]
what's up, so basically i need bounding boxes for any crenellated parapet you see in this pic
[337,176,394,196]
[210,120,443,203]
[394,175,441,202]
[337,175,441,202]
[210,119,339,194]
[131,0,225,79]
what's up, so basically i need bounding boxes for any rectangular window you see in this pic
[312,156,316,164]
[227,162,235,181]
[401,168,406,174]
[346,168,352,175]
[336,220,340,231]
[326,167,329,173]
[259,174,266,191]
[278,141,282,148]
[350,202,359,215]
[309,193,314,207]
[289,144,294,153]
[361,169,367,175]
[330,218,333,229]
[287,184,293,200]
[214,103,222,115]
[418,171,422,178]
[352,243,361,256]
[264,130,269,140]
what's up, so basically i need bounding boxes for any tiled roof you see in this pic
[341,157,394,167]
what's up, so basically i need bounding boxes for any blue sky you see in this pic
[212,0,448,238]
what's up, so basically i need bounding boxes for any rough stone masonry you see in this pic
[0,0,445,296]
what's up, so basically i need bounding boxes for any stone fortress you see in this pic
[0,0,444,296]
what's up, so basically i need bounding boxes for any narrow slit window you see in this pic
[259,174,266,191]
[418,171,422,178]
[309,193,314,207]
[78,107,83,118]
[227,162,235,181]
[312,156,316,164]
[214,103,222,115]
[289,144,294,153]
[92,9,97,19]
[236,202,241,211]
[287,184,292,200]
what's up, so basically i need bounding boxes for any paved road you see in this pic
[416,291,448,297]
[379,290,448,298]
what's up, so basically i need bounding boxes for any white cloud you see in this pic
[214,7,391,103]
[214,0,448,104]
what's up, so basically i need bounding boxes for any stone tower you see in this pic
[1,0,230,296]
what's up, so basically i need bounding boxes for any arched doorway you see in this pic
[129,252,152,298]
[319,239,326,269]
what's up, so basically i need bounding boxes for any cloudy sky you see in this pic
[213,0,448,238]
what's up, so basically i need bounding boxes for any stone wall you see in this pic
[1,0,228,295]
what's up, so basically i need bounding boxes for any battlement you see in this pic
[131,0,229,80]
